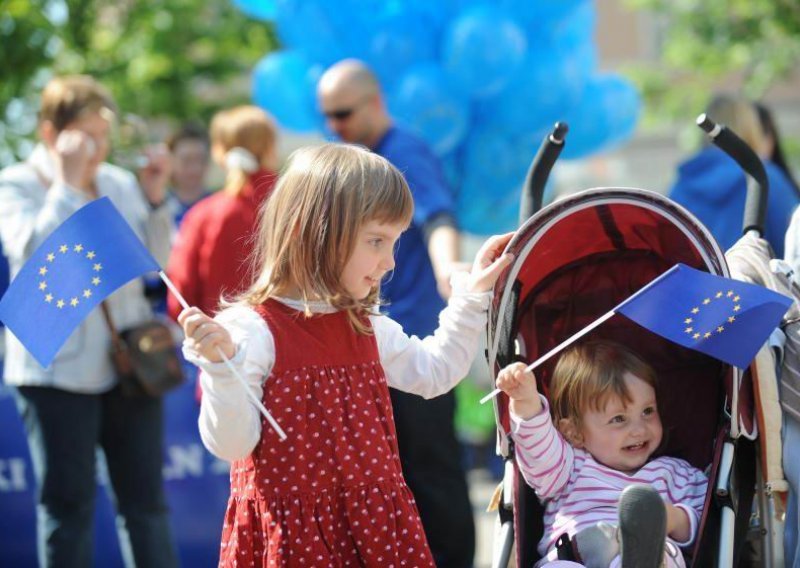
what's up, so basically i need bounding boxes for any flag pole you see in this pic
[478,265,682,405]
[479,309,616,404]
[160,271,287,441]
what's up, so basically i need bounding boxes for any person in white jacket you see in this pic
[0,75,177,567]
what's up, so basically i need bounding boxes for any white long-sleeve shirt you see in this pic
[511,397,708,557]
[184,277,490,462]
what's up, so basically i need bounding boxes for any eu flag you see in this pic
[0,197,160,367]
[617,263,792,369]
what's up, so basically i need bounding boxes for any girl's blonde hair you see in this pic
[240,143,414,333]
[210,105,277,196]
[551,340,658,427]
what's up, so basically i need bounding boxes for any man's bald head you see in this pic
[317,59,381,99]
[317,59,391,147]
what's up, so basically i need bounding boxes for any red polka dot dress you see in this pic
[218,299,435,567]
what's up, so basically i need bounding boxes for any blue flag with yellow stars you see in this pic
[616,263,792,369]
[0,197,160,368]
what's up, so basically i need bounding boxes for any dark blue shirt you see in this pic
[670,146,799,257]
[374,126,454,337]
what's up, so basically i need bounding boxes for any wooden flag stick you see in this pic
[160,271,287,441]
[479,310,616,405]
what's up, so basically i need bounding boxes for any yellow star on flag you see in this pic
[86,251,95,259]
[691,307,699,314]
[92,276,101,286]
[717,326,724,333]
[702,298,711,305]
[93,263,102,272]
[70,298,79,307]
[734,305,741,312]
[44,294,53,303]
[73,244,83,252]
[38,281,47,291]
[46,253,55,262]
[684,318,693,324]
[39,266,47,276]
[704,332,712,339]
[728,316,736,323]
[56,300,65,309]
[715,291,723,298]
[83,289,92,299]
[693,333,701,339]
[59,244,68,253]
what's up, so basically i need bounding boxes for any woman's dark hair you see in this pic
[755,102,800,198]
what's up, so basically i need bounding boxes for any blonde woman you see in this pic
[166,105,279,320]
[0,75,177,567]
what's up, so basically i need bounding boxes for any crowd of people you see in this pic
[0,63,799,568]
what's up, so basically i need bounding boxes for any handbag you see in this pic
[100,302,185,397]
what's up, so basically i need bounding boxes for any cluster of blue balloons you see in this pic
[238,0,641,234]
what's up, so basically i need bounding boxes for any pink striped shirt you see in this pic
[512,397,708,557]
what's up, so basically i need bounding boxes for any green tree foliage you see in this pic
[627,0,800,124]
[1,0,278,166]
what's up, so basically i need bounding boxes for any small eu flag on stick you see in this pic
[0,197,159,367]
[0,197,287,440]
[480,263,793,403]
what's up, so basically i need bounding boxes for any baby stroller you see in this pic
[486,119,785,568]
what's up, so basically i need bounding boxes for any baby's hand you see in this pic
[466,232,514,293]
[496,362,542,420]
[178,307,235,362]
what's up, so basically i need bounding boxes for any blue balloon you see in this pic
[441,5,527,98]
[484,41,594,134]
[275,0,374,65]
[252,50,322,133]
[233,0,277,21]
[366,11,437,89]
[389,63,471,156]
[561,74,641,160]
[456,124,548,234]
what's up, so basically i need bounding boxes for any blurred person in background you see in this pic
[317,58,474,568]
[165,122,211,227]
[670,93,799,258]
[0,75,177,568]
[166,105,278,322]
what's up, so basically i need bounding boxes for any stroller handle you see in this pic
[519,122,569,225]
[696,113,769,237]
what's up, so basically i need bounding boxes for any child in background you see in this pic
[165,121,211,227]
[496,340,707,568]
[167,105,279,321]
[178,143,513,566]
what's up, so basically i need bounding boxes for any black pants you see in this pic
[390,388,476,568]
[14,385,178,568]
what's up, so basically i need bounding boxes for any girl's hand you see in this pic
[466,232,514,293]
[496,362,542,420]
[178,307,235,362]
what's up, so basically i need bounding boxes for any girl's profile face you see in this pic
[340,219,405,300]
[574,372,663,474]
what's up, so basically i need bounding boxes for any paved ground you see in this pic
[469,468,501,568]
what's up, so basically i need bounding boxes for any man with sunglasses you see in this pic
[318,59,474,568]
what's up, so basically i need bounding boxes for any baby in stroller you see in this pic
[497,340,708,567]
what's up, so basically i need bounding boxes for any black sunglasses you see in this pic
[324,107,357,121]
[323,97,370,121]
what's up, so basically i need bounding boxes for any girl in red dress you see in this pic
[178,143,513,567]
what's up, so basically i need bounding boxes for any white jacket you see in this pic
[0,144,174,393]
